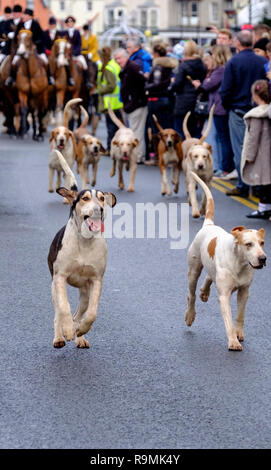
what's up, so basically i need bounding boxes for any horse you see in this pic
[15,29,48,140]
[0,55,20,136]
[49,36,83,126]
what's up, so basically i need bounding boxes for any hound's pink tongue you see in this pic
[89,220,104,232]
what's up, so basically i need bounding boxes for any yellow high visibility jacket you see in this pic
[97,59,123,112]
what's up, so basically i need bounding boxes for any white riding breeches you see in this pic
[74,55,88,70]
[12,53,48,66]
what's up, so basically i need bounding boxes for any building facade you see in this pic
[49,0,105,34]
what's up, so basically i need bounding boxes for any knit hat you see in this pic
[253,37,269,51]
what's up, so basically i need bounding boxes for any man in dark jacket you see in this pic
[44,17,59,55]
[220,30,267,197]
[114,47,147,163]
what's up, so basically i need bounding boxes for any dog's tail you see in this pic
[152,114,164,133]
[108,102,125,129]
[78,105,89,129]
[54,149,78,192]
[183,111,191,139]
[63,98,82,128]
[190,172,214,226]
[199,104,215,144]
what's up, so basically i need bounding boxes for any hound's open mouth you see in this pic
[249,262,265,270]
[57,144,65,150]
[122,155,129,161]
[84,216,104,233]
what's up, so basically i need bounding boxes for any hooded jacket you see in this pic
[171,57,206,116]
[145,56,178,98]
[241,104,271,186]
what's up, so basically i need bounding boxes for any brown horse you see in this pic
[0,55,21,135]
[49,37,83,126]
[16,30,48,140]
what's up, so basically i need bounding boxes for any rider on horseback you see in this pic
[5,8,55,87]
[64,16,92,90]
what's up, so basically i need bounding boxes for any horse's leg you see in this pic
[31,110,38,141]
[56,89,65,126]
[18,93,28,138]
[37,107,45,141]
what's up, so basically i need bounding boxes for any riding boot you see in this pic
[5,65,17,87]
[46,66,55,86]
[65,65,75,87]
[83,68,93,91]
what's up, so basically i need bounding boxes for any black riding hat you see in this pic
[24,8,33,16]
[13,5,23,13]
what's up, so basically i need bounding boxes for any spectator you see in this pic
[216,28,236,55]
[114,48,147,164]
[126,37,152,77]
[193,45,234,178]
[145,43,178,131]
[253,24,271,45]
[97,46,123,154]
[253,37,269,59]
[170,40,206,139]
[241,80,271,219]
[220,30,267,197]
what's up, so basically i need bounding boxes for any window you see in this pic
[191,2,198,17]
[150,10,158,28]
[60,1,65,11]
[108,9,114,25]
[140,10,147,28]
[87,1,92,10]
[118,9,124,18]
[210,2,219,22]
[27,0,34,8]
[181,1,188,17]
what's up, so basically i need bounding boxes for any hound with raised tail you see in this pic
[48,98,82,194]
[74,105,106,189]
[108,105,139,192]
[185,171,266,351]
[152,114,183,196]
[48,150,116,349]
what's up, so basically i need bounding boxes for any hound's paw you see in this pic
[200,289,210,302]
[62,321,75,342]
[53,338,66,348]
[192,210,200,218]
[127,186,134,192]
[91,180,96,187]
[119,183,124,190]
[174,184,179,194]
[185,309,196,326]
[236,327,244,342]
[48,188,54,193]
[76,336,90,348]
[110,170,115,178]
[228,339,243,351]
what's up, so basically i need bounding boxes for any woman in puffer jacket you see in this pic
[144,44,178,164]
[170,40,206,138]
[145,44,178,130]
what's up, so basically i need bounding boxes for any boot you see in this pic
[47,66,55,85]
[5,65,16,87]
[65,65,75,87]
[83,69,93,91]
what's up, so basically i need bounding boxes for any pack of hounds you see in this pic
[48,98,267,352]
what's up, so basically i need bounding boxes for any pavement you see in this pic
[0,118,271,450]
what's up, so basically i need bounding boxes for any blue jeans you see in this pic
[229,110,249,193]
[214,115,234,173]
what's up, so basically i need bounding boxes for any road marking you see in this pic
[211,180,258,210]
[213,178,260,203]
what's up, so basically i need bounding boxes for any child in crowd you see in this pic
[241,80,271,219]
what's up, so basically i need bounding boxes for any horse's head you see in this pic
[17,30,33,58]
[53,37,71,68]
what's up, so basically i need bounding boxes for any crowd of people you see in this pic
[1,5,271,219]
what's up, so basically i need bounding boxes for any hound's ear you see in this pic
[97,140,106,153]
[188,151,193,160]
[112,140,119,146]
[174,132,182,143]
[231,226,246,241]
[133,138,139,148]
[104,192,117,208]
[49,130,55,143]
[258,228,265,238]
[68,130,73,138]
[56,187,77,205]
[203,142,212,153]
